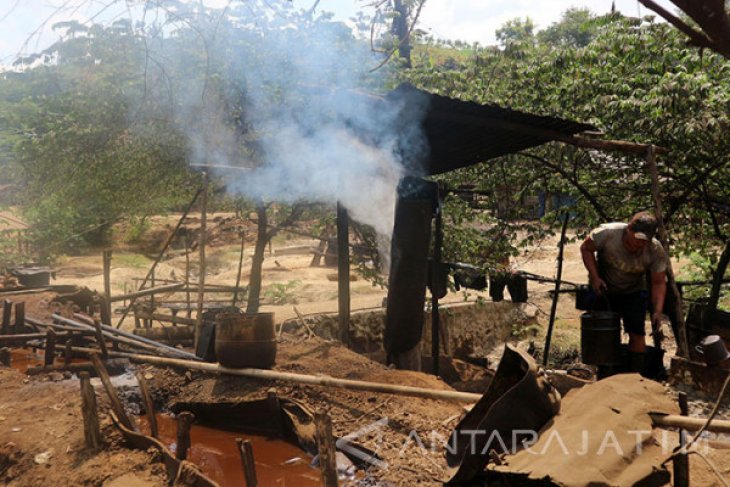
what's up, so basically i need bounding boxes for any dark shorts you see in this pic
[589,290,649,336]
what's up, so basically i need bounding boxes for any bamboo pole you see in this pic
[195,172,208,349]
[646,146,689,357]
[651,413,730,434]
[61,314,199,360]
[79,371,102,451]
[64,346,482,403]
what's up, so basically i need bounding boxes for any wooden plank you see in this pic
[79,371,102,451]
[90,354,135,431]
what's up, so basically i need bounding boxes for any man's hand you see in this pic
[591,276,608,295]
[650,312,664,341]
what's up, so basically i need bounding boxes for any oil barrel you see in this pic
[215,311,277,369]
[580,310,622,365]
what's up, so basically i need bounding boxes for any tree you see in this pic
[403,13,730,305]
[537,8,599,48]
[495,17,535,52]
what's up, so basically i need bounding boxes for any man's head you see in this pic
[624,211,658,252]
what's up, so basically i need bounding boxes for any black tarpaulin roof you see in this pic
[387,84,595,176]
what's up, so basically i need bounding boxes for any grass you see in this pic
[113,252,152,269]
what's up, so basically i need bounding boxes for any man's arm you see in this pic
[580,236,607,294]
[650,271,667,335]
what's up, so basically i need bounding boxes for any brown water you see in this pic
[8,348,86,373]
[137,414,322,487]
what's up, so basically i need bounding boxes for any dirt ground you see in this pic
[3,217,730,486]
[0,367,167,486]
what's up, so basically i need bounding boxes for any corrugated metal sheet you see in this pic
[386,84,595,176]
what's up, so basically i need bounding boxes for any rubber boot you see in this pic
[628,351,646,375]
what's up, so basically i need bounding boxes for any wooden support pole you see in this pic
[136,371,158,439]
[195,172,208,349]
[99,296,111,327]
[79,371,102,451]
[176,411,195,461]
[93,319,109,358]
[431,202,443,376]
[315,411,339,487]
[64,336,74,366]
[0,347,10,367]
[1,300,11,335]
[184,235,191,318]
[115,188,202,327]
[90,353,135,431]
[674,391,690,487]
[336,202,350,347]
[102,250,112,320]
[646,146,689,357]
[236,438,258,487]
[543,212,570,366]
[44,328,57,366]
[13,301,25,335]
[232,231,246,307]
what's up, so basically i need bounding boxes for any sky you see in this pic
[0,0,677,67]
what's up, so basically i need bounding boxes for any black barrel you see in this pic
[581,311,622,365]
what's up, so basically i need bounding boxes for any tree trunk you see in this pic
[246,204,268,314]
[392,0,412,67]
[708,240,730,319]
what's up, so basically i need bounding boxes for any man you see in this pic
[580,212,667,358]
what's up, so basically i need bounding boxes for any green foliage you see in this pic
[404,13,730,271]
[263,280,301,305]
[537,8,600,48]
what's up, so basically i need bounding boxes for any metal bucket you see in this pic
[581,311,622,365]
[215,312,277,369]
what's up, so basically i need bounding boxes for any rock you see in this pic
[103,473,158,487]
[144,373,153,380]
[34,450,52,464]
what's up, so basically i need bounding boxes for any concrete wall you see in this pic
[282,300,536,360]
